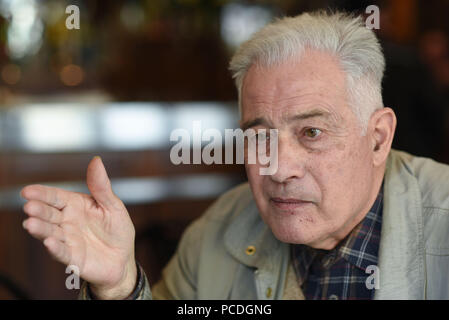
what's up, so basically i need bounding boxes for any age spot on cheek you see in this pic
[336,142,345,151]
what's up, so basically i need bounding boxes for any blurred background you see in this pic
[0,0,448,299]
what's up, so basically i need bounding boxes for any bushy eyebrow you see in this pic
[287,110,333,122]
[240,109,334,131]
[240,117,268,131]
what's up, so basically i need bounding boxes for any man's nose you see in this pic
[269,138,306,184]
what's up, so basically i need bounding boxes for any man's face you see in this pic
[241,49,377,249]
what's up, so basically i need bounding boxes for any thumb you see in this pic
[86,156,120,210]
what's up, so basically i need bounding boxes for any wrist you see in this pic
[90,259,138,300]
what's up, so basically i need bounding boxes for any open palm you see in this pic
[21,157,137,297]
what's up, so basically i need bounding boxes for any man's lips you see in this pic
[270,197,313,210]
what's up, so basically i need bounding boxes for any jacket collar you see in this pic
[374,149,426,299]
[223,199,287,271]
[223,198,291,299]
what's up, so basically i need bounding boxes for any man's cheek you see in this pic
[322,151,350,178]
[247,165,268,194]
[245,163,262,180]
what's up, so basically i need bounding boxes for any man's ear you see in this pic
[368,107,397,166]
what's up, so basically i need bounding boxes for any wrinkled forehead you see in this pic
[241,49,349,121]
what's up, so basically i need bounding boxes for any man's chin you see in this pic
[268,222,317,245]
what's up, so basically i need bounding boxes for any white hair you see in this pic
[229,10,385,134]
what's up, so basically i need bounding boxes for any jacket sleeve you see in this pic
[150,214,208,299]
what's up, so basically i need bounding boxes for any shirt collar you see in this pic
[337,187,383,270]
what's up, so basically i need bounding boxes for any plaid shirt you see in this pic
[291,185,383,300]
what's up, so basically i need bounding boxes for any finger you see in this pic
[21,184,70,210]
[23,200,63,224]
[86,156,122,211]
[23,218,65,242]
[43,237,71,266]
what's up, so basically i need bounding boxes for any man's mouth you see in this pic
[270,197,312,211]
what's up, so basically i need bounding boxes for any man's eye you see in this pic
[304,128,322,138]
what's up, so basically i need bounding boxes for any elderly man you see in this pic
[21,11,449,300]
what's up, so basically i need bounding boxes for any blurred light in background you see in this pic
[120,2,145,32]
[18,104,96,152]
[172,102,238,148]
[60,64,84,86]
[100,103,168,150]
[112,174,241,205]
[0,0,43,59]
[220,3,273,49]
[0,102,239,152]
[172,102,237,129]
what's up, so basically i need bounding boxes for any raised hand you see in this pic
[21,156,137,299]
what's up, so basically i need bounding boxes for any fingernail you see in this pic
[22,220,27,229]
